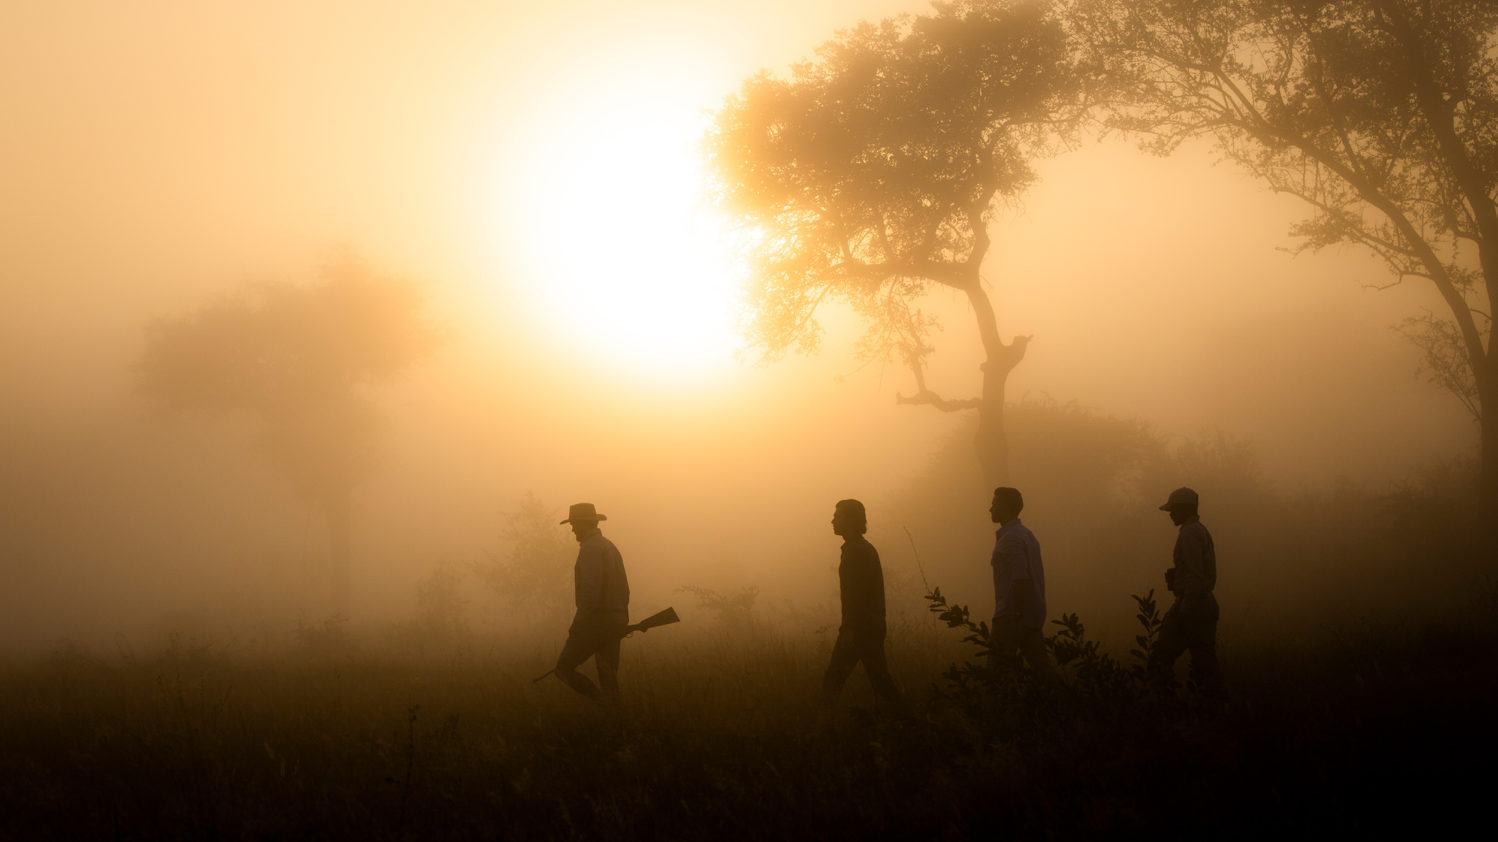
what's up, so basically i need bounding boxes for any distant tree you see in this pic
[1073,0,1498,533]
[709,0,1088,484]
[470,493,574,626]
[137,253,439,613]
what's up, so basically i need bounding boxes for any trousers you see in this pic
[1149,594,1221,694]
[555,612,628,703]
[822,627,901,703]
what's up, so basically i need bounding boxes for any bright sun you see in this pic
[501,74,743,382]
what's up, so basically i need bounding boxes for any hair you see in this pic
[993,486,1024,514]
[835,498,867,533]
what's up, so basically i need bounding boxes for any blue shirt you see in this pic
[992,518,1047,629]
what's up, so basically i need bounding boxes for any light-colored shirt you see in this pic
[1170,518,1216,600]
[573,529,629,621]
[992,518,1047,629]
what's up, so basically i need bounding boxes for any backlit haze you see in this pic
[1,0,1475,654]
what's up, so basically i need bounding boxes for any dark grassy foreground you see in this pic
[2,612,1495,842]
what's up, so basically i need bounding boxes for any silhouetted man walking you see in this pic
[1150,487,1222,695]
[555,502,629,703]
[989,487,1057,682]
[821,499,901,707]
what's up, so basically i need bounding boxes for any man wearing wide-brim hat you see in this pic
[1149,487,1223,696]
[554,502,630,703]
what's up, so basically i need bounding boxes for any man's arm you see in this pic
[1009,578,1033,618]
[994,531,1031,618]
[1175,526,1209,597]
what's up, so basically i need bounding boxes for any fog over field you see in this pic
[1,0,1481,658]
[5,2,1496,839]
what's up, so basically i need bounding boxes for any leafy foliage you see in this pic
[678,585,760,626]
[711,0,1091,481]
[136,252,439,609]
[470,493,574,625]
[925,582,1172,715]
[1073,0,1498,513]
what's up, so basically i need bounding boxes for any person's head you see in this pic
[831,499,867,537]
[1158,487,1199,525]
[990,487,1023,525]
[560,502,606,541]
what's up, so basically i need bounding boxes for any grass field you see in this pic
[3,597,1495,842]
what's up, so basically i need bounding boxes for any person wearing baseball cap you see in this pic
[553,502,630,704]
[1150,487,1223,696]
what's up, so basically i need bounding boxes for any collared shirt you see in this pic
[1171,517,1216,599]
[838,536,887,635]
[992,518,1047,629]
[574,528,629,617]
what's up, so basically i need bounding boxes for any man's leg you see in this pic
[857,633,902,704]
[821,631,860,703]
[595,633,622,704]
[1015,625,1058,684]
[1184,607,1223,697]
[1149,605,1186,686]
[988,616,1023,672]
[554,633,603,701]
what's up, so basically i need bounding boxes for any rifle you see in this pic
[532,607,680,683]
[622,606,680,637]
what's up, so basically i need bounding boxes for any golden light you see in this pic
[499,71,743,383]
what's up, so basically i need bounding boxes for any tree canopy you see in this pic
[711,0,1088,482]
[138,253,439,611]
[1074,0,1498,525]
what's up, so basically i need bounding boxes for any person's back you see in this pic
[993,518,1046,630]
[575,529,629,622]
[1172,518,1215,601]
[838,534,886,636]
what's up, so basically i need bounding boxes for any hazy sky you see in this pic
[1,0,1477,647]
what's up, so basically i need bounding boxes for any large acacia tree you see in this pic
[710,0,1086,484]
[1074,0,1498,530]
[137,254,438,613]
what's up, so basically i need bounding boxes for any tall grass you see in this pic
[2,590,1493,841]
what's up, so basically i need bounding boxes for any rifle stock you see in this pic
[624,606,679,636]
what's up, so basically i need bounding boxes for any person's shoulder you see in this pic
[1179,520,1211,541]
[997,521,1031,543]
[847,536,879,561]
[580,532,615,555]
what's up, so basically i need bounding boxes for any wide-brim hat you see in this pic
[560,502,607,524]
[1159,487,1199,511]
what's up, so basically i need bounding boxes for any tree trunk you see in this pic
[966,283,1029,488]
[1479,376,1498,552]
[976,361,1011,487]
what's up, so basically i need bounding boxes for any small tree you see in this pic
[710,0,1088,484]
[137,253,438,613]
[470,493,575,628]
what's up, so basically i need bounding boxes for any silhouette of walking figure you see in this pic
[1149,487,1223,696]
[821,499,902,708]
[988,487,1057,683]
[554,502,629,704]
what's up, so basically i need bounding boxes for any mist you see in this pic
[1,0,1479,655]
[2,2,1493,836]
